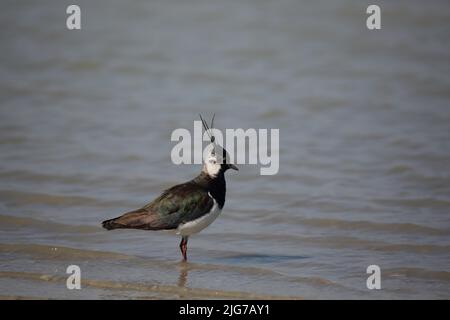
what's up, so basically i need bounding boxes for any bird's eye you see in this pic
[210,159,217,164]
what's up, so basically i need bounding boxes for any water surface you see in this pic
[0,0,449,299]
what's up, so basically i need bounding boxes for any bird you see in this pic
[101,115,238,261]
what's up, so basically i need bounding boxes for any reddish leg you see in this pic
[179,236,189,261]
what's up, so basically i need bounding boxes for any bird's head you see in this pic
[204,144,238,177]
[200,114,238,178]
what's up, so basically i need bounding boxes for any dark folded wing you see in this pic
[145,182,215,226]
[102,181,214,231]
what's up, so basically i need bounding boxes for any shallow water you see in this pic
[1,0,450,299]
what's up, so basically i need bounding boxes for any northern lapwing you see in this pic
[102,115,238,261]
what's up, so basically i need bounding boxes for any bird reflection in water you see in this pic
[177,262,189,288]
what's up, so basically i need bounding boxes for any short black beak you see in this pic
[228,164,239,171]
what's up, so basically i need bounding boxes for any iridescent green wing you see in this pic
[143,181,214,228]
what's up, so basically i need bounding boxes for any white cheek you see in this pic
[206,163,220,176]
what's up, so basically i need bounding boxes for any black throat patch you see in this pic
[208,172,226,209]
[194,171,226,209]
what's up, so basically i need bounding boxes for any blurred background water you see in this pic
[0,0,449,299]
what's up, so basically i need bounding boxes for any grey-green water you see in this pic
[0,0,449,299]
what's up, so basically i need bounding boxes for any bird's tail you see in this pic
[102,217,123,230]
[101,209,159,231]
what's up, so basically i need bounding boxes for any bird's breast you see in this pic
[176,193,222,236]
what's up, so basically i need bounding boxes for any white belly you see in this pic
[176,193,221,236]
